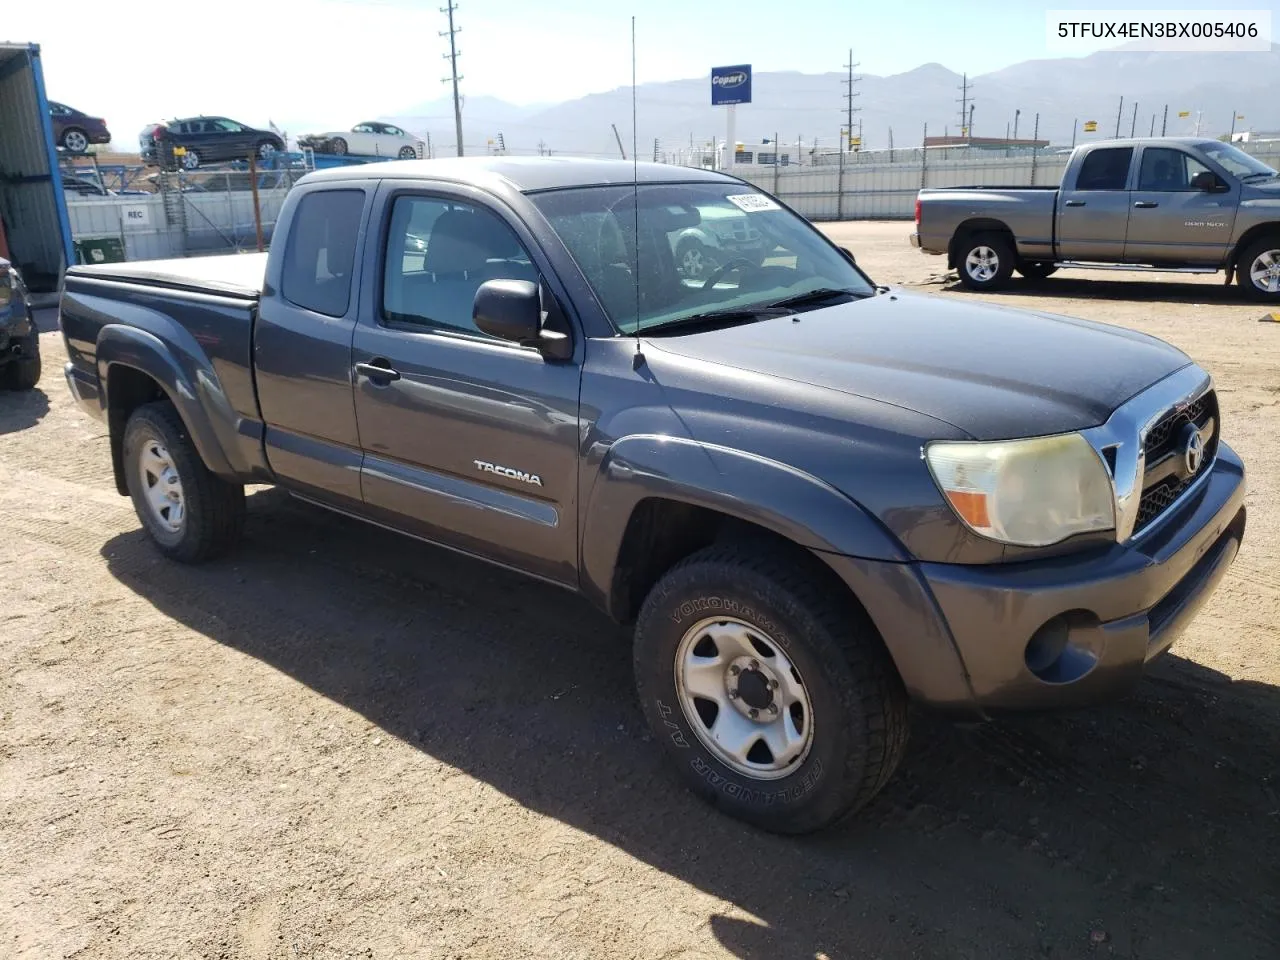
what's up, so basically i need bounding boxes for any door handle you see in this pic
[1063,200,1086,207]
[1133,200,1160,208]
[354,360,401,383]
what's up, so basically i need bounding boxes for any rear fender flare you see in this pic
[580,434,909,617]
[96,323,240,483]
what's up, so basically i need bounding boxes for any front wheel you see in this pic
[123,401,246,563]
[257,140,279,162]
[1237,236,1280,302]
[398,145,418,159]
[331,137,348,156]
[181,149,201,171]
[0,333,40,391]
[633,544,908,834]
[956,232,1015,291]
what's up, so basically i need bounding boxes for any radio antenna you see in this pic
[631,15,643,364]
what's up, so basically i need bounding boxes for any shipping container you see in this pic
[0,43,75,292]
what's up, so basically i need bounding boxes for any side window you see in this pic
[388,126,404,137]
[282,190,365,318]
[382,195,538,337]
[1075,147,1134,190]
[354,124,372,133]
[1139,148,1212,191]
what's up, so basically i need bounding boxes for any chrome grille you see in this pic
[1133,390,1218,535]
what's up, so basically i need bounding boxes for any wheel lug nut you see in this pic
[749,659,759,671]
[768,704,778,714]
[748,708,758,719]
[729,665,740,676]
[769,679,778,689]
[727,689,739,700]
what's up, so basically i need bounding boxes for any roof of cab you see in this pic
[298,155,737,193]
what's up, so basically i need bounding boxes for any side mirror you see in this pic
[473,279,572,360]
[1191,171,1228,193]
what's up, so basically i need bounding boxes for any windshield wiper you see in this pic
[764,287,867,310]
[643,305,794,335]
[1240,171,1279,182]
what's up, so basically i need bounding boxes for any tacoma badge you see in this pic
[473,459,543,487]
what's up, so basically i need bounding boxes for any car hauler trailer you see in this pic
[0,43,75,292]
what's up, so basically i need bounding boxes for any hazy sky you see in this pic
[9,0,1277,144]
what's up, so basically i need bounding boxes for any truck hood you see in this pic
[645,290,1190,440]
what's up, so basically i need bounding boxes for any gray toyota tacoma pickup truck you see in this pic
[59,157,1247,833]
[912,137,1280,300]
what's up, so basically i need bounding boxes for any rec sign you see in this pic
[711,64,752,106]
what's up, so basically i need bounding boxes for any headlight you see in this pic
[925,433,1115,547]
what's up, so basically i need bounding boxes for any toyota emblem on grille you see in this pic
[1180,423,1206,478]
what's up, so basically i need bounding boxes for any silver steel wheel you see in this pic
[674,617,814,780]
[258,141,278,160]
[1248,248,1280,294]
[182,150,200,171]
[63,129,88,153]
[965,245,1000,283]
[138,439,186,534]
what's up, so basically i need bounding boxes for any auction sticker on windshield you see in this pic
[726,194,781,212]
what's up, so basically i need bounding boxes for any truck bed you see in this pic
[67,252,267,300]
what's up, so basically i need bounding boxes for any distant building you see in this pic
[924,136,1049,150]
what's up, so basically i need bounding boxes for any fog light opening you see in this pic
[1025,612,1101,685]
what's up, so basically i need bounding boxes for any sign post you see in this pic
[711,64,751,171]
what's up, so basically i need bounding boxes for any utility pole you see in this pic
[957,73,972,136]
[1230,109,1239,139]
[1114,96,1124,138]
[1149,114,1156,137]
[1072,118,1077,147]
[1130,101,1138,138]
[440,0,464,156]
[888,126,894,163]
[1161,104,1168,136]
[843,48,861,157]
[1013,108,1020,141]
[653,138,660,162]
[611,123,627,159]
[968,104,975,140]
[426,131,433,159]
[537,139,546,156]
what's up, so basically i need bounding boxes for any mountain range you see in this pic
[381,43,1280,158]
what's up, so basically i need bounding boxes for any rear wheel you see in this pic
[1016,261,1058,282]
[257,140,279,162]
[123,401,245,563]
[61,127,89,153]
[1237,236,1280,302]
[398,145,417,159]
[956,232,1015,291]
[181,149,201,171]
[633,544,909,834]
[331,138,348,156]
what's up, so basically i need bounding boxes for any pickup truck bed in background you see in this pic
[912,137,1280,301]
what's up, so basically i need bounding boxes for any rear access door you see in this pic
[1055,144,1135,261]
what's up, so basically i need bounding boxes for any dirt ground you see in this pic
[2,222,1278,960]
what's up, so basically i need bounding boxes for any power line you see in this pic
[440,0,464,157]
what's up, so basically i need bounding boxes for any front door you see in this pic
[1124,146,1238,265]
[1056,145,1135,261]
[351,186,583,586]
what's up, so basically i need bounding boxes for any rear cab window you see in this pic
[281,190,366,318]
[1074,147,1134,190]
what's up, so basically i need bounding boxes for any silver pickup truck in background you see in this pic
[911,137,1280,301]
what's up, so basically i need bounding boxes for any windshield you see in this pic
[530,182,874,334]
[1201,142,1278,179]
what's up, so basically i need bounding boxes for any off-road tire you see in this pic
[123,401,245,563]
[956,231,1016,291]
[1236,235,1280,302]
[633,544,909,834]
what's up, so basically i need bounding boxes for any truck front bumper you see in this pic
[823,443,1246,717]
